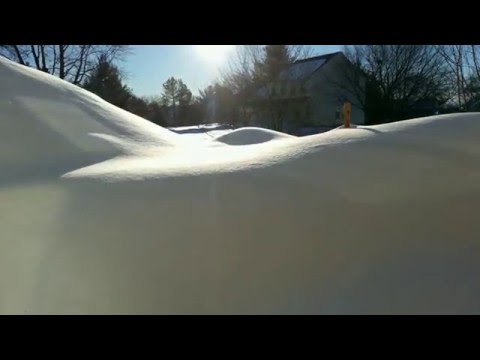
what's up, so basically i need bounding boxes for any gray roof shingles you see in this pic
[279,52,342,81]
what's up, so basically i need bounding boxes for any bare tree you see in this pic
[220,45,312,92]
[219,45,314,129]
[469,45,480,80]
[220,45,261,94]
[460,45,480,108]
[437,45,469,108]
[0,45,130,85]
[219,45,262,125]
[287,44,314,63]
[0,45,30,65]
[335,45,451,123]
[324,46,369,111]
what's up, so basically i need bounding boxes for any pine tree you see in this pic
[255,45,293,82]
[83,55,132,108]
[198,85,215,104]
[161,77,192,106]
[161,77,178,107]
[161,77,192,124]
[253,45,295,131]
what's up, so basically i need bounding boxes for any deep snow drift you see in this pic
[2,55,480,314]
[212,127,295,145]
[169,124,233,143]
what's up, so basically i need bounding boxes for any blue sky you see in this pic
[123,45,342,98]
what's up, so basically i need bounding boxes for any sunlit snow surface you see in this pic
[2,55,480,314]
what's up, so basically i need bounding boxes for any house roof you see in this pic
[279,51,343,81]
[253,51,344,100]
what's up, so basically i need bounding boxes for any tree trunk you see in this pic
[12,46,25,65]
[471,45,480,81]
[172,98,176,124]
[40,45,48,72]
[30,45,40,69]
[73,45,87,85]
[59,45,65,79]
[456,65,462,108]
[51,45,57,74]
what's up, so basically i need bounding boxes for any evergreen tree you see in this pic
[161,77,192,124]
[198,85,215,104]
[254,45,295,130]
[178,82,193,106]
[255,45,292,82]
[83,55,132,108]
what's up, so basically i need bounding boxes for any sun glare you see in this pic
[194,45,235,64]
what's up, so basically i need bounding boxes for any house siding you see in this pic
[307,54,366,126]
[250,52,366,132]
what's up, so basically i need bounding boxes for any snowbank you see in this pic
[212,127,295,145]
[2,55,480,314]
[169,124,233,143]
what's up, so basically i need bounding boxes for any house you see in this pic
[249,51,366,133]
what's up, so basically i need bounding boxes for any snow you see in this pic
[212,127,295,145]
[169,124,233,143]
[2,55,480,314]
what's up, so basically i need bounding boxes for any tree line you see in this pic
[340,45,480,124]
[0,44,313,128]
[2,45,480,129]
[216,45,480,126]
[0,45,202,126]
[193,45,480,127]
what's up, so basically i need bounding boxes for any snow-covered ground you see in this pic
[168,123,234,143]
[2,55,480,314]
[169,124,296,146]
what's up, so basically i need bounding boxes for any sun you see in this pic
[194,45,235,64]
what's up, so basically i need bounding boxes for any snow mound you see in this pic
[0,55,179,176]
[212,127,295,145]
[4,55,480,314]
